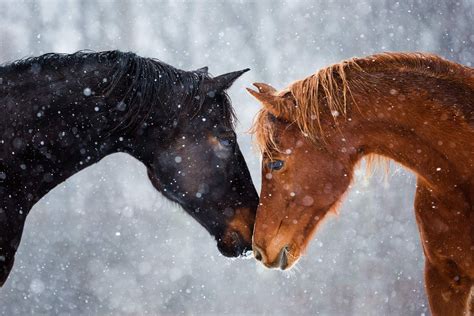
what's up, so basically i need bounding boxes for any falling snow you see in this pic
[0,1,471,315]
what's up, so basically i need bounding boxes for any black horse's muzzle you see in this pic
[217,230,252,257]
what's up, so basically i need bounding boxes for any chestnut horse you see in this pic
[247,53,473,315]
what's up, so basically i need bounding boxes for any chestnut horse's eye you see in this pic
[267,160,284,171]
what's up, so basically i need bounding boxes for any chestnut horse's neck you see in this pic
[340,66,473,210]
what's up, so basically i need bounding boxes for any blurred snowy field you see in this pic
[0,1,472,315]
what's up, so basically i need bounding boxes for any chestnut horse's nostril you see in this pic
[278,246,289,270]
[253,245,264,261]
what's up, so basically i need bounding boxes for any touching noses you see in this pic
[253,244,290,270]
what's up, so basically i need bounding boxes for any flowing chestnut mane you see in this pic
[253,52,474,155]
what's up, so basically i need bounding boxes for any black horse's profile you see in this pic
[0,51,259,286]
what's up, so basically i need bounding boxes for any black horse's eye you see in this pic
[267,160,284,171]
[218,133,236,148]
[219,138,234,147]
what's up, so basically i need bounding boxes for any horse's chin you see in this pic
[261,256,299,271]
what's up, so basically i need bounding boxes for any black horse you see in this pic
[0,51,259,286]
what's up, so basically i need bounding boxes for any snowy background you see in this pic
[0,1,472,315]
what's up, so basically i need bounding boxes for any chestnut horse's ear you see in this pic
[246,83,293,120]
[253,82,277,94]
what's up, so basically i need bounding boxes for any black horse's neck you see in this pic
[0,51,201,208]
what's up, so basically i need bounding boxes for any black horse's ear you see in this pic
[195,66,209,74]
[203,68,250,92]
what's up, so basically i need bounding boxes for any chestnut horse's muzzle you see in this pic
[253,245,290,270]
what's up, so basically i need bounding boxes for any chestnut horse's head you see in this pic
[247,82,354,269]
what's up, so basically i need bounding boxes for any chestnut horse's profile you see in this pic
[247,53,473,315]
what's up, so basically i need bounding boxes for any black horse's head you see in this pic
[126,65,258,257]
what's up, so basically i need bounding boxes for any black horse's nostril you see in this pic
[217,231,251,258]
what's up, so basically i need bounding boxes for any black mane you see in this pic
[0,50,235,135]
